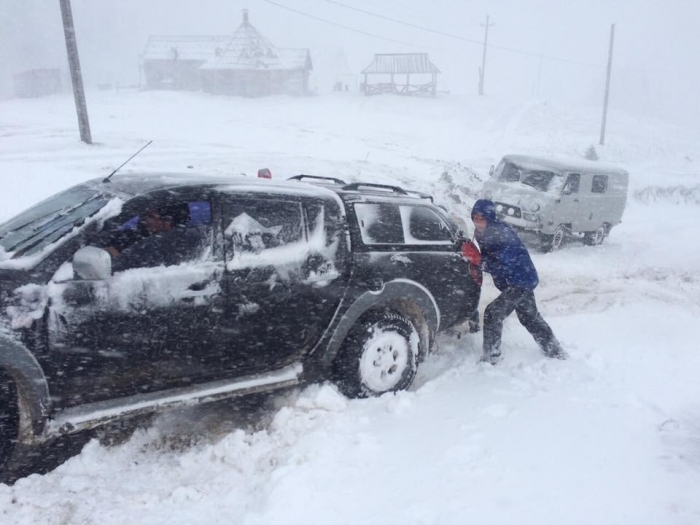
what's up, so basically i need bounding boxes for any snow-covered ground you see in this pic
[1,90,699,524]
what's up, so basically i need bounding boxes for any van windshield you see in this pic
[495,161,563,193]
[0,186,109,260]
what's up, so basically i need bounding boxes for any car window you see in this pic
[223,199,303,256]
[563,173,581,194]
[592,175,608,194]
[107,200,213,271]
[400,205,453,244]
[354,203,404,245]
[117,201,211,231]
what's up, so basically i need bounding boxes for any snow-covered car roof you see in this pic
[84,173,343,201]
[503,154,628,176]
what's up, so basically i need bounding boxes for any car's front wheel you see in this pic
[334,310,419,398]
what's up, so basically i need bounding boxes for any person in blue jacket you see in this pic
[471,199,566,364]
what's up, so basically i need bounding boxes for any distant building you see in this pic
[142,10,312,97]
[13,69,62,98]
[361,53,440,97]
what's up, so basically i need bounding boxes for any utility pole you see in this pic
[599,23,615,146]
[478,15,494,96]
[59,0,92,144]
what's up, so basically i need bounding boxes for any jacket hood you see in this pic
[471,199,498,223]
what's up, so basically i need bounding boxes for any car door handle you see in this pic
[188,281,209,292]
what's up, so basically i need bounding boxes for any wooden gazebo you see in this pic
[361,53,440,97]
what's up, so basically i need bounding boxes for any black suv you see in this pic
[0,173,481,471]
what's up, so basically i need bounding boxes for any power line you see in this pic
[261,0,418,48]
[318,0,601,68]
[321,0,482,45]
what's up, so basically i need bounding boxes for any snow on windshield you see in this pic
[494,161,564,194]
[0,197,123,270]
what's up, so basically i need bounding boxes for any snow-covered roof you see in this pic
[200,17,311,71]
[142,11,312,71]
[362,54,440,75]
[142,36,229,61]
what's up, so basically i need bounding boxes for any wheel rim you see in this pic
[552,228,565,250]
[359,329,410,392]
[594,226,606,245]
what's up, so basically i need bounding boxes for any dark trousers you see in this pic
[483,287,558,355]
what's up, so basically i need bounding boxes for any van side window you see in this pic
[592,175,608,194]
[563,173,580,194]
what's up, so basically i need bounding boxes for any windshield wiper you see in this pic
[7,196,106,256]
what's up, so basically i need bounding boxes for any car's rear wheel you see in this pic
[334,310,419,398]
[0,370,19,471]
[584,225,608,246]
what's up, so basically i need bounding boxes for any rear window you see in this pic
[354,203,453,245]
[400,206,453,244]
[355,203,404,244]
[223,199,303,253]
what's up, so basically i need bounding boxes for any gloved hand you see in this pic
[461,241,481,266]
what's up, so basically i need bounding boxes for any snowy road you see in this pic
[1,91,699,524]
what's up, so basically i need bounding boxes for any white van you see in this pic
[482,154,629,251]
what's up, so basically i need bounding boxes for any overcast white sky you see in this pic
[1,0,699,129]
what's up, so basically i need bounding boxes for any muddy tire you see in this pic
[334,310,419,398]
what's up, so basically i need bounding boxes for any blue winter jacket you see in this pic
[472,199,539,291]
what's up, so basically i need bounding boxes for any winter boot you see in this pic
[543,340,567,360]
[479,347,503,365]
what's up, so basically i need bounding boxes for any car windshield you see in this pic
[0,186,109,259]
[496,161,562,193]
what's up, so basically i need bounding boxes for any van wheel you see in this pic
[334,310,419,398]
[540,225,567,253]
[584,225,608,246]
[0,370,19,471]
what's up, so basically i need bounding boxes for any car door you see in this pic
[214,194,347,376]
[588,173,610,229]
[351,201,468,330]
[556,172,587,232]
[46,193,223,405]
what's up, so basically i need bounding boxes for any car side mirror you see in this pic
[489,165,495,176]
[73,246,112,280]
[561,184,572,196]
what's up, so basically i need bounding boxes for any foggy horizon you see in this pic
[1,0,699,130]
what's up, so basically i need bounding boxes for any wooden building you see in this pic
[361,53,440,97]
[13,69,62,98]
[141,10,312,97]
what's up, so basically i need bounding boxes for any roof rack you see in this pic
[406,190,434,202]
[342,183,409,195]
[288,174,347,185]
